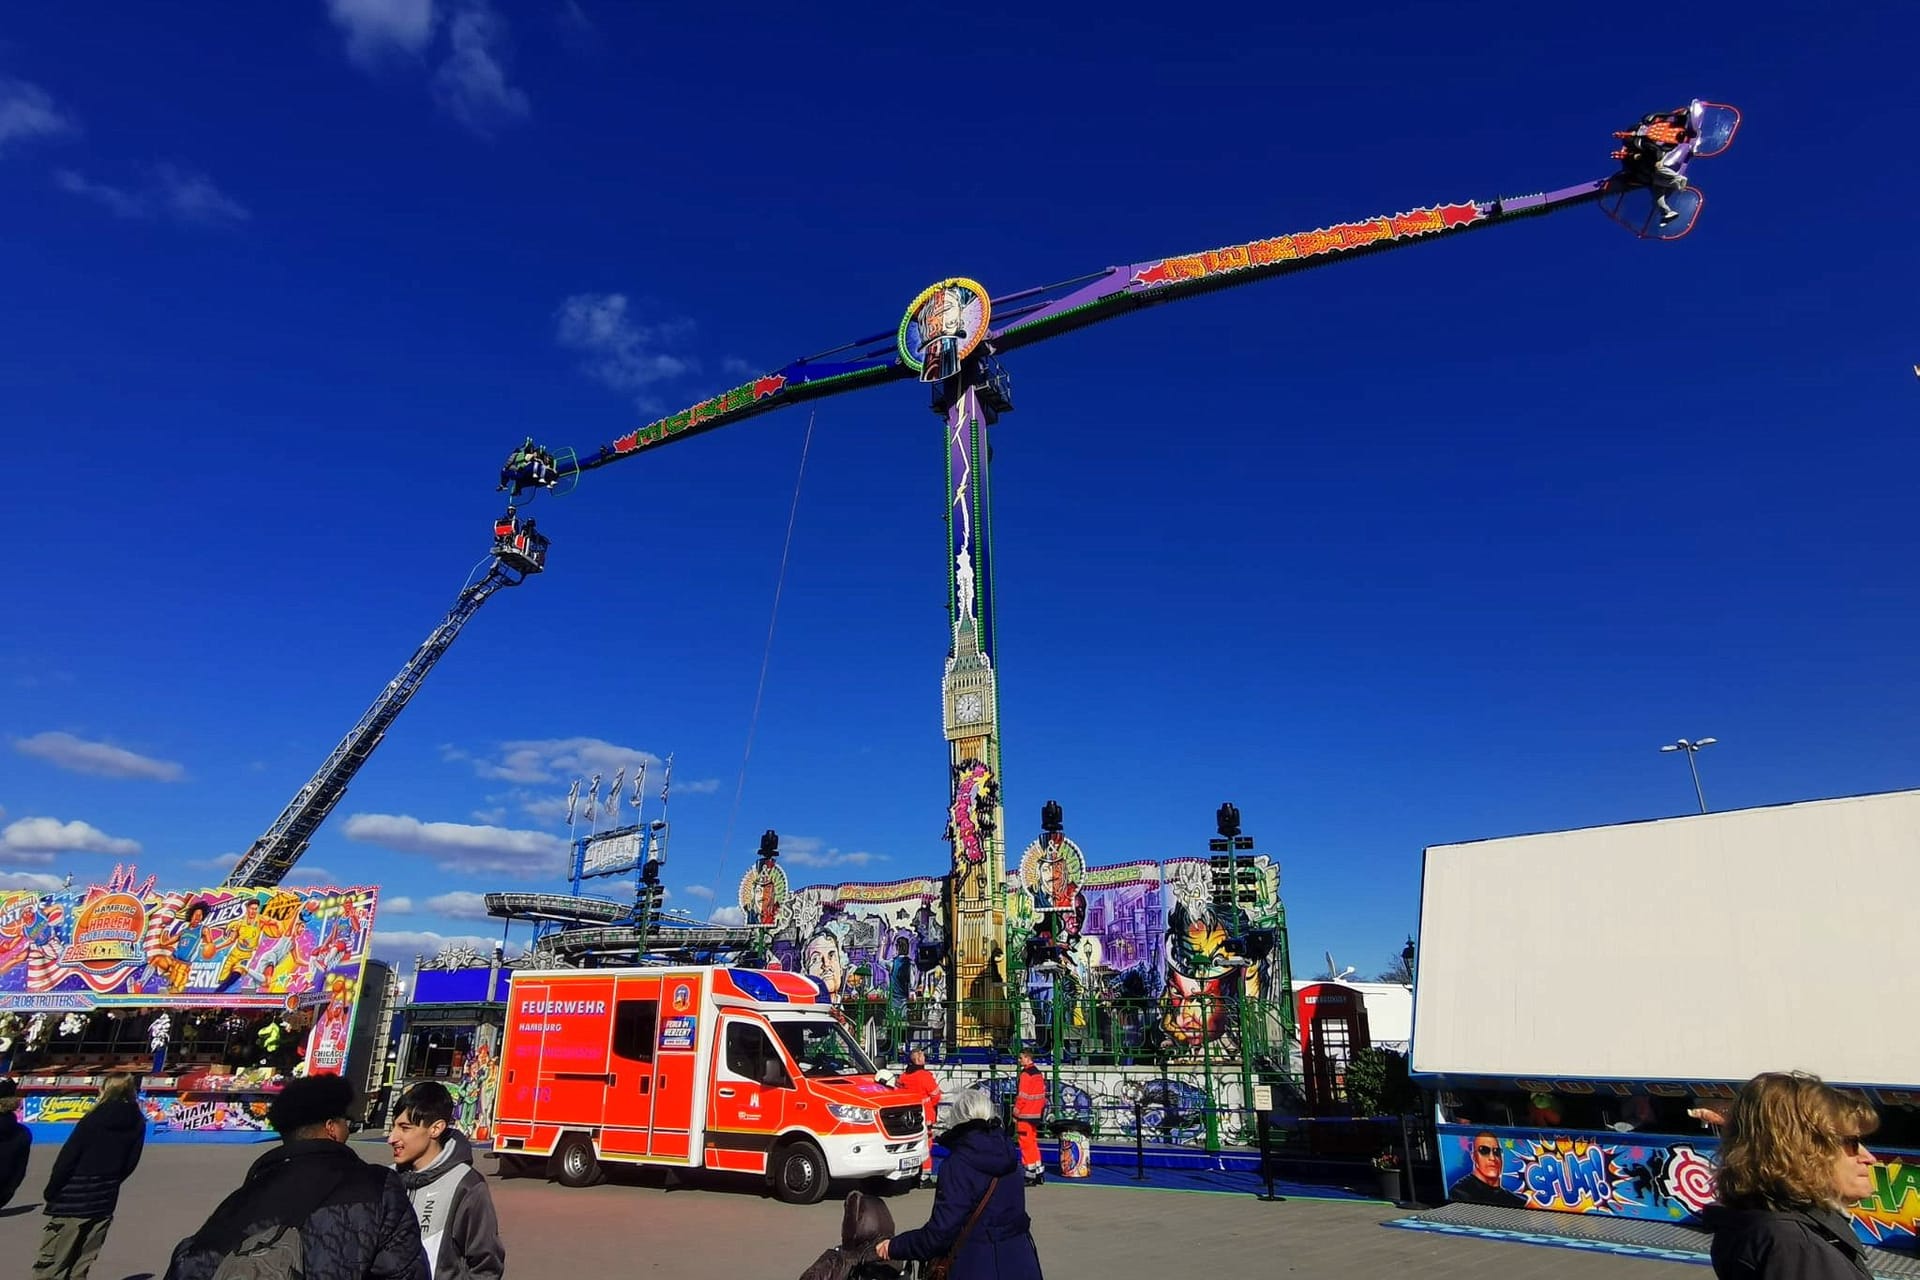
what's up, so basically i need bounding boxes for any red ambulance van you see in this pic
[491,965,928,1203]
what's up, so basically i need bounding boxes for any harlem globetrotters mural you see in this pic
[0,867,376,1009]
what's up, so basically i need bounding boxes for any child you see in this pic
[387,1082,504,1280]
[797,1190,900,1280]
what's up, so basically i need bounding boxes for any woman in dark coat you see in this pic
[876,1088,1043,1280]
[34,1071,146,1280]
[1707,1071,1880,1280]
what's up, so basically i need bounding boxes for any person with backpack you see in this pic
[386,1081,504,1280]
[0,1077,32,1210]
[34,1071,146,1280]
[163,1074,428,1280]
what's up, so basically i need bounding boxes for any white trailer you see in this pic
[1412,788,1920,1091]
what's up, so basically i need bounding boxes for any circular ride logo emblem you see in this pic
[60,891,148,989]
[897,278,991,377]
[671,983,692,1012]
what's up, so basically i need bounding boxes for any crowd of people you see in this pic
[0,1062,1897,1279]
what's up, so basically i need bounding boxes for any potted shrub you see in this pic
[1371,1149,1404,1203]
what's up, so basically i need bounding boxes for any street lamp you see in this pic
[1659,737,1718,814]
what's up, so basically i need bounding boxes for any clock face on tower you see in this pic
[954,692,985,724]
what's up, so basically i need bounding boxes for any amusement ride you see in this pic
[219,104,1742,1042]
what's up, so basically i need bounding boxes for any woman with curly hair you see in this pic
[1710,1071,1880,1279]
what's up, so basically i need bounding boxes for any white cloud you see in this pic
[425,889,494,919]
[0,78,78,154]
[0,870,67,891]
[326,0,437,63]
[708,906,747,926]
[470,806,507,824]
[55,164,250,227]
[278,868,341,888]
[342,812,568,877]
[555,295,694,398]
[675,777,721,796]
[432,1,529,136]
[372,928,498,966]
[457,737,661,786]
[1,816,141,862]
[187,853,242,873]
[15,731,187,781]
[381,895,414,914]
[679,884,715,900]
[777,834,883,869]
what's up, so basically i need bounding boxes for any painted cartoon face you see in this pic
[1163,969,1232,1045]
[1472,1133,1504,1186]
[804,933,845,997]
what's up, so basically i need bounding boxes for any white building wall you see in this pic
[1411,790,1920,1088]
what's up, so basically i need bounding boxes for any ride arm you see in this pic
[985,177,1616,354]
[223,565,521,888]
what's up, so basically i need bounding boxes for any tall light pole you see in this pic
[1659,737,1718,814]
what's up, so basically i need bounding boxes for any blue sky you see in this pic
[4,3,1916,976]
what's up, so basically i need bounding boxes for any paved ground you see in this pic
[0,1137,1704,1279]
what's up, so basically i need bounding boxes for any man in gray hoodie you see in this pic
[386,1082,503,1280]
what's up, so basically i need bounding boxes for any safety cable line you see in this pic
[717,410,816,898]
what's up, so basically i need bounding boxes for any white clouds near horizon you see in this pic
[446,737,661,786]
[14,731,187,781]
[1,816,141,862]
[342,812,567,877]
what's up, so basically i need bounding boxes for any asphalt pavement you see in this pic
[0,1135,1703,1279]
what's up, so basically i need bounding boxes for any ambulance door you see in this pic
[535,976,616,1133]
[598,974,658,1159]
[703,1016,791,1175]
[648,973,703,1162]
[502,981,548,1138]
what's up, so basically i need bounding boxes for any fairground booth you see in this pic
[0,866,384,1138]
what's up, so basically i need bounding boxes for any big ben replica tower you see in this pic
[900,278,1012,1048]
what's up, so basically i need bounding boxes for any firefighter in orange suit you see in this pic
[1014,1050,1048,1186]
[900,1048,942,1176]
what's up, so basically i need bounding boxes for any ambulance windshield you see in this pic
[770,1017,876,1079]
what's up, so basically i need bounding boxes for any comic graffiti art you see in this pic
[1438,1126,1920,1248]
[738,858,790,927]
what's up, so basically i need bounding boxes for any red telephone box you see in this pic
[1295,982,1374,1116]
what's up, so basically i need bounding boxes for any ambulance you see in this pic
[491,965,928,1203]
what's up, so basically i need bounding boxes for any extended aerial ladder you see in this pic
[223,531,549,889]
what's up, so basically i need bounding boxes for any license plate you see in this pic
[898,1157,920,1171]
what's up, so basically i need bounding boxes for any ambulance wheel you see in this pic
[772,1138,830,1204]
[552,1135,602,1188]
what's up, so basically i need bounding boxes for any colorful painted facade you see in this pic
[0,866,377,1010]
[738,845,1291,1068]
[1438,1125,1920,1249]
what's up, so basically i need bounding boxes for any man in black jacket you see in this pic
[33,1071,146,1280]
[0,1077,33,1210]
[164,1075,428,1280]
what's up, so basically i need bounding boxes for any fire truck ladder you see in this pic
[223,553,537,889]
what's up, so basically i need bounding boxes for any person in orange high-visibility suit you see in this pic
[899,1048,942,1176]
[1014,1050,1049,1186]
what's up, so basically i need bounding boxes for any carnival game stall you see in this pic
[0,866,379,1138]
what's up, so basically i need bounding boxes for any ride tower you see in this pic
[904,279,1016,1049]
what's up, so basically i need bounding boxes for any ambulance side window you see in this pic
[613,1000,657,1062]
[724,1022,781,1085]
